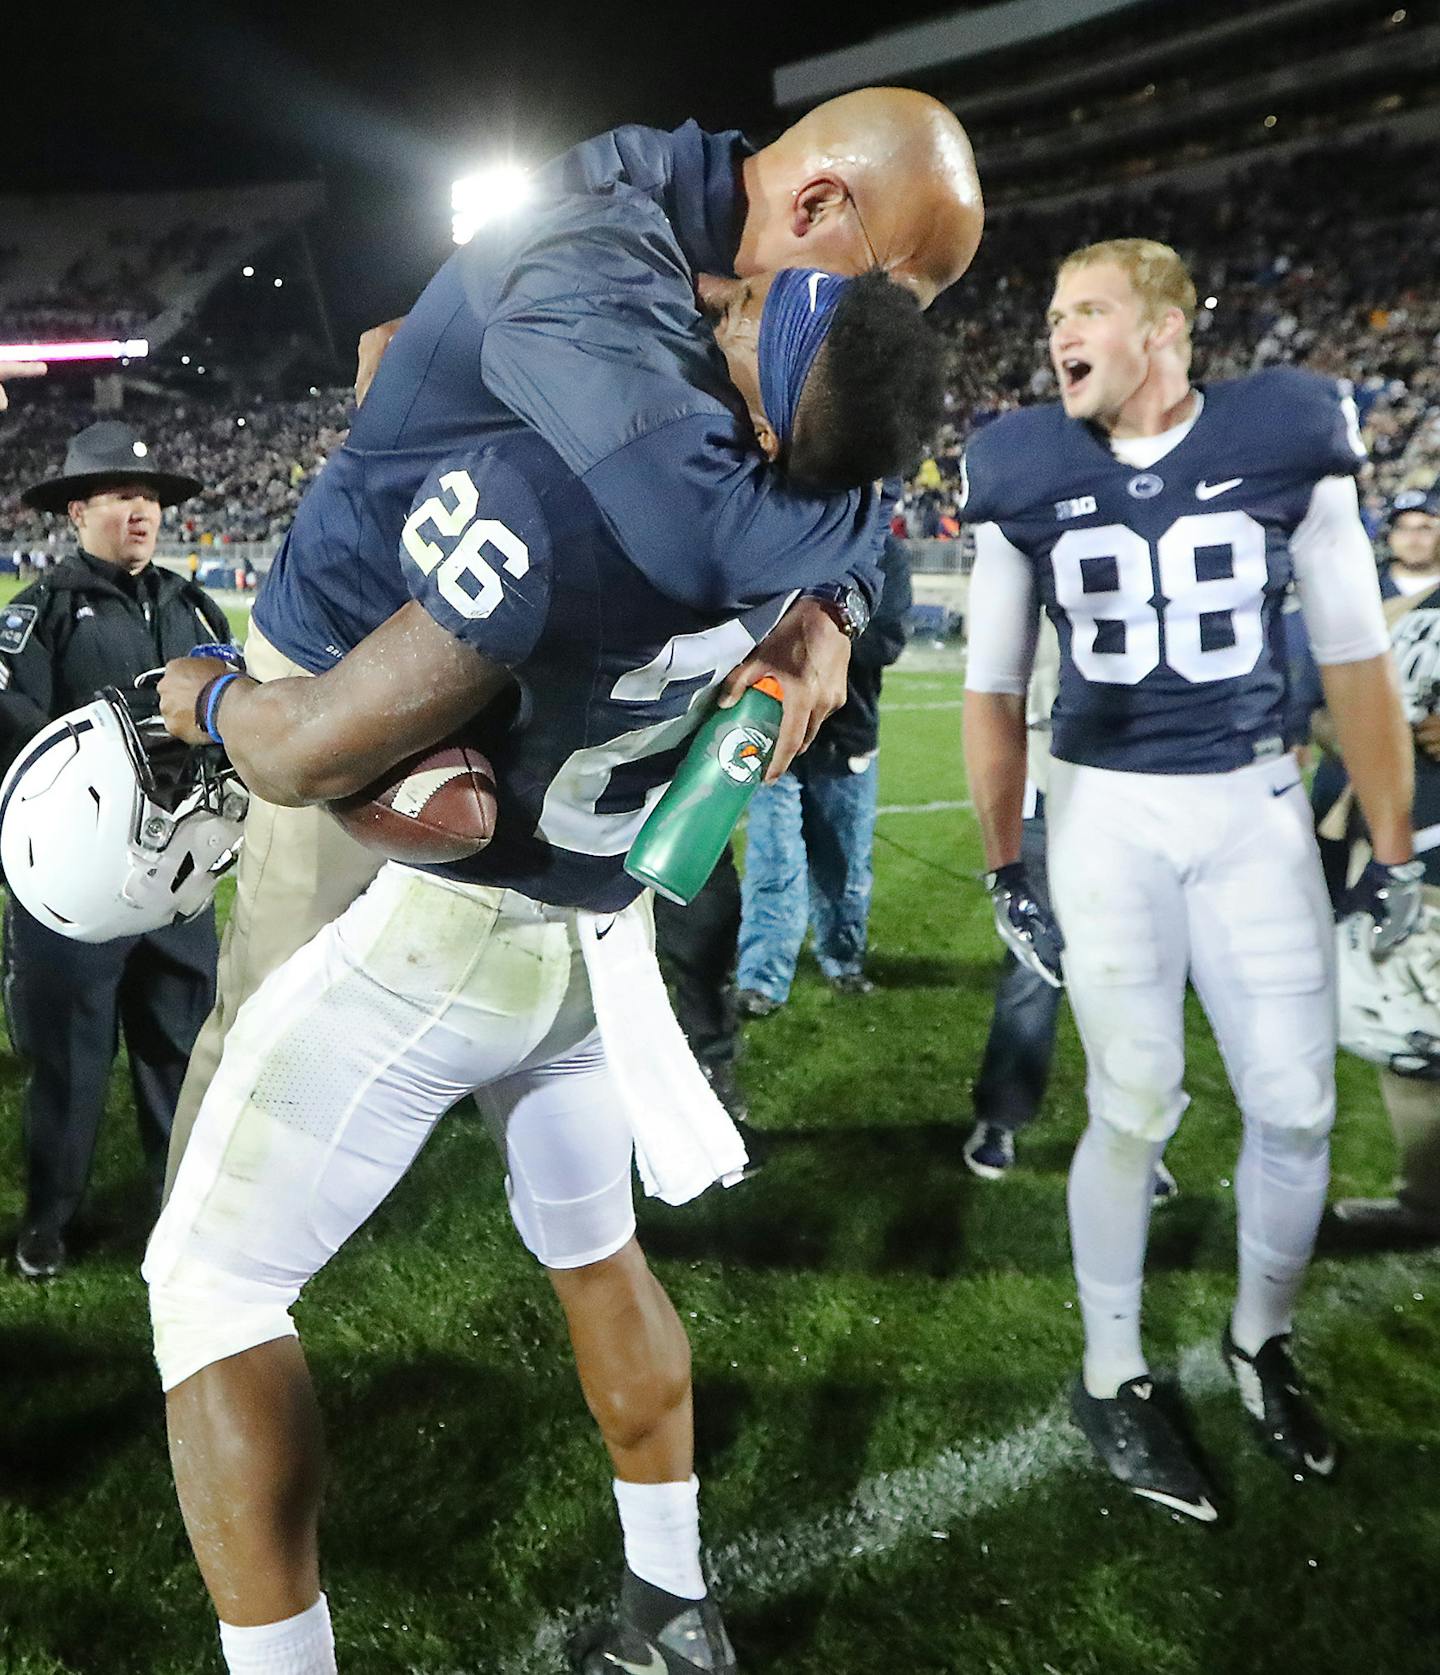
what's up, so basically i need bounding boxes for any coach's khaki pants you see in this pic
[162,623,384,1198]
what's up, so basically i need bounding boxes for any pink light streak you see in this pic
[0,339,150,364]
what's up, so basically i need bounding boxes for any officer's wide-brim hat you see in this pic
[22,420,202,513]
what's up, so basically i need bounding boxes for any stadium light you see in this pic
[274,277,284,288]
[242,265,255,277]
[0,338,149,364]
[1205,295,1219,309]
[451,163,532,245]
[181,354,191,365]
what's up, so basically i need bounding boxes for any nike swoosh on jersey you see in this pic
[1271,780,1302,797]
[1195,477,1244,500]
[595,917,618,941]
[807,271,823,312]
[603,1648,666,1675]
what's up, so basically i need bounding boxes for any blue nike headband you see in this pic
[757,268,851,448]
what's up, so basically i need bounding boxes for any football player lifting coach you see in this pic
[162,86,986,1191]
[0,420,231,1279]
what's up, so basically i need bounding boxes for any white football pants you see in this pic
[145,865,640,1392]
[1047,753,1337,1366]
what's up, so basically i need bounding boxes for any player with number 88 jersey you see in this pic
[963,238,1419,1522]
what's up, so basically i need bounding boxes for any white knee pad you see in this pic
[146,1252,299,1393]
[1088,1032,1189,1142]
[1238,1058,1336,1138]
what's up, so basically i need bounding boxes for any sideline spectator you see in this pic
[0,420,231,1280]
[736,539,911,1013]
[1311,484,1440,1242]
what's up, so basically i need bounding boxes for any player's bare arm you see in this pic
[156,602,510,807]
[1318,653,1414,864]
[963,691,1028,869]
[962,520,1042,869]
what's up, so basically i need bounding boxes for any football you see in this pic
[328,742,498,865]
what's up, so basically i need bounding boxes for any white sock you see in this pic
[1231,1121,1330,1355]
[613,1475,706,1601]
[1068,1118,1164,1398]
[219,1595,336,1675]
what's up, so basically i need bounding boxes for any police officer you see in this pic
[2,420,232,1279]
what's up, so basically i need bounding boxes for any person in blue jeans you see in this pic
[737,539,911,1012]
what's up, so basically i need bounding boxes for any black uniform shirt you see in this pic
[0,548,231,774]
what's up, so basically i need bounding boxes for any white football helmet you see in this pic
[1336,906,1440,1078]
[0,689,248,943]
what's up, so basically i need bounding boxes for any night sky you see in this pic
[8,1,955,335]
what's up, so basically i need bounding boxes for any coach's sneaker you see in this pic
[963,1122,1015,1180]
[1222,1326,1336,1480]
[571,1569,737,1674]
[15,1225,65,1281]
[1071,1375,1219,1522]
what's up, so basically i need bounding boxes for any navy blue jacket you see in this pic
[256,121,882,673]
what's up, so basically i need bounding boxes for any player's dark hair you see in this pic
[787,271,945,493]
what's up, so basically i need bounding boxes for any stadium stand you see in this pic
[0,182,325,354]
[2,7,1437,600]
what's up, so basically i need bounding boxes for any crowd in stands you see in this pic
[1,137,1437,558]
[0,389,352,552]
[894,139,1440,542]
[0,219,245,346]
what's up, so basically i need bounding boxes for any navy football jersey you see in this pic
[400,430,791,911]
[963,368,1366,772]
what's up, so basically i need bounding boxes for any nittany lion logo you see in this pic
[716,724,771,785]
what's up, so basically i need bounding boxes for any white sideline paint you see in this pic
[881,699,965,713]
[876,798,972,817]
[498,1252,1435,1674]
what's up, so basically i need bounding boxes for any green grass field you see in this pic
[0,628,1436,1675]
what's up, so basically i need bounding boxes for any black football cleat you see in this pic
[1071,1375,1218,1522]
[1222,1326,1337,1480]
[571,1569,737,1674]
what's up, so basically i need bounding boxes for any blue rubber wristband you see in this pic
[202,672,243,745]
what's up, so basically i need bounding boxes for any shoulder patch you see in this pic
[0,603,39,655]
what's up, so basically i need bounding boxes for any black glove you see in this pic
[1340,857,1426,955]
[985,862,1065,988]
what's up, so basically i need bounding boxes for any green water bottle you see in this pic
[625,676,784,904]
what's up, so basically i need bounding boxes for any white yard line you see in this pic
[501,1253,1435,1673]
[875,798,973,816]
[881,700,965,713]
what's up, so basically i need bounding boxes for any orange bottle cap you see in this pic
[753,675,784,701]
